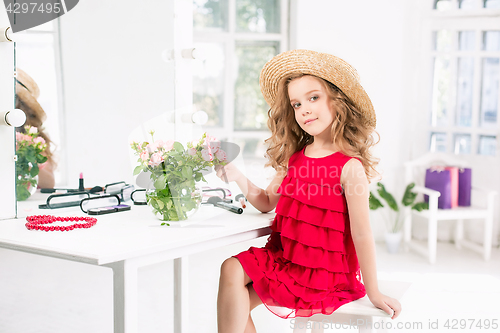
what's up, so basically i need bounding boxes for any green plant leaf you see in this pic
[36,154,47,164]
[376,183,399,212]
[369,192,384,210]
[133,165,143,176]
[402,182,417,207]
[156,199,164,209]
[412,202,429,211]
[173,142,184,153]
[30,163,39,177]
[181,166,193,179]
[16,183,31,201]
[154,175,166,190]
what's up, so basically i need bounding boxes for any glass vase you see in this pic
[16,173,38,201]
[146,184,202,223]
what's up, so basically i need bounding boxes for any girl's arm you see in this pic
[37,160,55,189]
[214,162,286,213]
[341,158,402,320]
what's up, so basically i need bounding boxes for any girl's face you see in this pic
[288,75,335,141]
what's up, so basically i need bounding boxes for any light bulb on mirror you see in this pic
[0,27,13,42]
[180,110,208,125]
[181,48,207,61]
[1,109,26,127]
[191,110,208,124]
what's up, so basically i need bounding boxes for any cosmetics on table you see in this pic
[79,172,85,191]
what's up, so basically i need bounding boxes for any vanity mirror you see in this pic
[14,0,189,217]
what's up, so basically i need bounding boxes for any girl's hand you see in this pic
[214,162,243,183]
[368,291,402,320]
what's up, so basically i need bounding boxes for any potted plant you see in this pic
[369,182,428,253]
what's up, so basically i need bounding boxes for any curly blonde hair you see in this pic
[264,73,380,182]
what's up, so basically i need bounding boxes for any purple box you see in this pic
[424,168,451,209]
[458,168,472,207]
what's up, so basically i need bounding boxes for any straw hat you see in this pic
[259,49,376,128]
[15,69,46,127]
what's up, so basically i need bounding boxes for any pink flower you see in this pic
[33,137,46,145]
[201,149,213,162]
[16,132,24,141]
[149,153,164,166]
[146,143,157,153]
[215,149,227,161]
[188,148,197,156]
[28,127,38,134]
[208,141,220,153]
[205,135,217,143]
[163,140,175,152]
[154,140,164,149]
[140,151,149,161]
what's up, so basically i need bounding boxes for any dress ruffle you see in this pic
[235,248,366,319]
[233,148,366,319]
[277,175,347,212]
[276,195,346,232]
[273,215,345,251]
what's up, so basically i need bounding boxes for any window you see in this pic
[429,0,500,156]
[193,0,288,160]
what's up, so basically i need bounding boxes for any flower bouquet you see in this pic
[16,126,48,201]
[130,132,228,225]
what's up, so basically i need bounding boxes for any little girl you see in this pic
[214,49,401,333]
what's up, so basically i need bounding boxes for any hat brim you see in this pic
[259,49,376,129]
[15,85,46,127]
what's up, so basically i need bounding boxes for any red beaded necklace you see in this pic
[25,215,97,232]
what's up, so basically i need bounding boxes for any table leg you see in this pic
[105,260,139,333]
[174,256,189,333]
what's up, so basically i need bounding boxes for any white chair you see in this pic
[291,280,411,333]
[403,152,497,264]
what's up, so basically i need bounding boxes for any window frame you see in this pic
[428,0,500,156]
[193,0,289,161]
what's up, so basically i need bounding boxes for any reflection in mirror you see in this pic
[15,0,176,217]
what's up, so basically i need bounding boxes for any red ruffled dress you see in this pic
[233,146,366,319]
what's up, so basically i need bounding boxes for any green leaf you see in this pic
[30,163,39,177]
[402,182,417,207]
[412,202,429,211]
[181,166,193,179]
[154,175,167,190]
[369,192,384,210]
[133,166,143,176]
[376,183,399,212]
[173,142,184,153]
[16,183,31,201]
[156,199,164,209]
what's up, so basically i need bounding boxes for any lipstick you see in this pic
[79,172,85,191]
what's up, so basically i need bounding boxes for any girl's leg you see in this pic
[244,284,262,333]
[217,257,261,333]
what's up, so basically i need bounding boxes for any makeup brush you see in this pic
[207,197,243,214]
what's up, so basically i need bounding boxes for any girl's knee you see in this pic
[220,257,242,279]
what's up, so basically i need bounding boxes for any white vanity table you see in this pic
[1,193,273,333]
